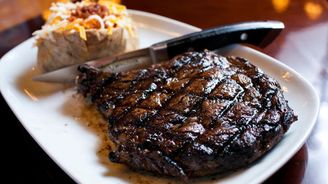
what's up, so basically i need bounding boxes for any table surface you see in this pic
[1,0,327,183]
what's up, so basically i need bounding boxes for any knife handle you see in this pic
[165,21,284,58]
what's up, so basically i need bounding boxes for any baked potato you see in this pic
[33,0,138,72]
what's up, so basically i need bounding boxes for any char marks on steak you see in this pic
[77,51,297,180]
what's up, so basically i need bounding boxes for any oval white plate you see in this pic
[0,10,319,184]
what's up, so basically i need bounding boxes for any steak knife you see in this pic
[33,21,284,83]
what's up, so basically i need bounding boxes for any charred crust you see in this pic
[77,50,297,180]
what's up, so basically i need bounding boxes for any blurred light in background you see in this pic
[272,0,290,13]
[304,2,323,20]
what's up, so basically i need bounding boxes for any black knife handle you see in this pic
[165,21,284,58]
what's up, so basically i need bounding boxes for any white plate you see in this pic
[0,10,319,184]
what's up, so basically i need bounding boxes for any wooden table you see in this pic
[1,0,327,183]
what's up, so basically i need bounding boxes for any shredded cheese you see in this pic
[33,0,134,42]
[85,15,105,29]
[60,21,87,40]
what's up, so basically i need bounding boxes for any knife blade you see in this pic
[33,21,284,83]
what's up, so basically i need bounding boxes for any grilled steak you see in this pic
[77,51,297,180]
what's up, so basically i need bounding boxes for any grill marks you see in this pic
[77,51,297,180]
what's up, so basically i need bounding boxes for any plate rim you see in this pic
[0,10,320,184]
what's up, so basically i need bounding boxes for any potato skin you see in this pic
[37,26,138,72]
